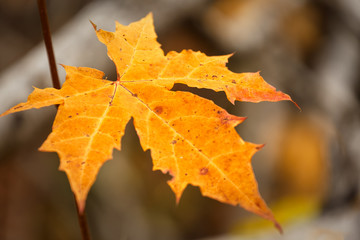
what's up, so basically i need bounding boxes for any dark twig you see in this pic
[37,1,91,239]
[37,0,60,89]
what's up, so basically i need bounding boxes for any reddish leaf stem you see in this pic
[74,194,92,240]
[37,0,60,89]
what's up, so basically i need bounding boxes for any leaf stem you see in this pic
[37,0,60,89]
[74,194,92,240]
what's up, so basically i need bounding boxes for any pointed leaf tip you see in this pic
[90,20,97,30]
[275,221,283,234]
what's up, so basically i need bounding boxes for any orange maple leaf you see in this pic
[0,13,296,231]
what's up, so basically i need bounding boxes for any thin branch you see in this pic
[37,0,60,89]
[37,1,91,239]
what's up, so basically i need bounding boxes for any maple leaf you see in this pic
[0,13,296,231]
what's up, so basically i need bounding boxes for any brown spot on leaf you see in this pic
[171,140,177,144]
[154,106,163,114]
[231,79,236,84]
[200,167,208,175]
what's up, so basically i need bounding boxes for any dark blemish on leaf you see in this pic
[212,75,217,78]
[50,93,54,96]
[120,48,122,51]
[124,38,127,41]
[81,162,85,165]
[199,63,203,66]
[199,149,202,152]
[200,167,208,175]
[66,161,71,163]
[231,80,236,84]
[65,96,70,98]
[13,106,22,110]
[221,115,230,125]
[76,113,79,115]
[217,110,222,114]
[221,75,224,77]
[85,134,90,137]
[223,177,226,180]
[149,64,153,66]
[171,140,177,144]
[185,173,188,176]
[187,130,190,132]
[205,74,208,77]
[154,106,163,114]
[68,115,72,118]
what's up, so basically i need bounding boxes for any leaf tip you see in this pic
[274,221,283,234]
[74,195,86,215]
[145,12,153,18]
[89,20,97,31]
[77,201,86,214]
[255,143,265,150]
[292,100,301,112]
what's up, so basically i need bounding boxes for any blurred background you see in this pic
[0,0,359,239]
